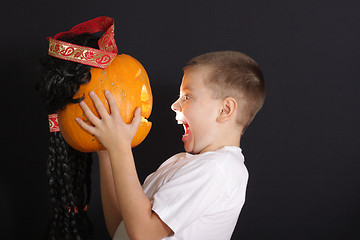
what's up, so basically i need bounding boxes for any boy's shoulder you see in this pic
[209,147,246,174]
[158,146,246,176]
[198,146,244,163]
[144,147,248,198]
[183,146,246,174]
[189,147,248,193]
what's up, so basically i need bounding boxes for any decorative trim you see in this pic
[48,114,60,132]
[48,38,117,68]
[47,16,118,69]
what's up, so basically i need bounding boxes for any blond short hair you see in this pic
[184,51,265,132]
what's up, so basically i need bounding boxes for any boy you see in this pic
[76,51,265,240]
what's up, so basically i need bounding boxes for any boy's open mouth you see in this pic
[177,120,190,136]
[183,123,190,136]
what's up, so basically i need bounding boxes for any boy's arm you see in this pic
[109,145,172,240]
[97,150,122,238]
[77,91,173,240]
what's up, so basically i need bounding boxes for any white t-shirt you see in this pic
[113,146,248,240]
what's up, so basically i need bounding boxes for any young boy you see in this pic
[76,51,265,240]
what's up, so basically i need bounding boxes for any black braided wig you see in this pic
[37,34,99,240]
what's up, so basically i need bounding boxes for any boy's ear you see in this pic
[217,97,237,123]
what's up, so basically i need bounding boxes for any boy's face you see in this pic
[171,67,223,154]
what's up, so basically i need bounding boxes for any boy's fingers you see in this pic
[89,91,109,118]
[75,117,97,136]
[131,107,142,128]
[105,90,120,116]
[79,100,100,126]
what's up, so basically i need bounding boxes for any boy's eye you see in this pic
[182,95,191,101]
[178,93,191,103]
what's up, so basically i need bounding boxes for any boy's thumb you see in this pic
[131,107,142,127]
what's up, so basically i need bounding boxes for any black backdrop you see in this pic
[1,0,359,239]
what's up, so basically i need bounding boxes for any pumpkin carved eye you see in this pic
[58,54,153,152]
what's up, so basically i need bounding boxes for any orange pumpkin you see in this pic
[58,54,153,152]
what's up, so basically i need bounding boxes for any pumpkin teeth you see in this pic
[141,116,148,122]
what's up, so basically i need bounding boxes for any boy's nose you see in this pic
[171,99,181,112]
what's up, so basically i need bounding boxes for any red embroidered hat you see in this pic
[47,16,118,69]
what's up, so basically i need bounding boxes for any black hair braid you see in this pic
[47,131,70,239]
[47,132,61,239]
[63,145,76,240]
[85,153,93,208]
[38,33,99,240]
[67,148,93,239]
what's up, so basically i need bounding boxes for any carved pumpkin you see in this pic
[58,54,153,152]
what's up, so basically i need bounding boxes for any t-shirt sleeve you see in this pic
[151,159,225,234]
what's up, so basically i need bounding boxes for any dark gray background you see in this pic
[1,0,359,239]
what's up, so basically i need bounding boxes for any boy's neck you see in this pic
[199,132,241,154]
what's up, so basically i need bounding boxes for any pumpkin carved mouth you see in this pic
[58,54,153,152]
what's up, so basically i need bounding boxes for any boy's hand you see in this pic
[76,90,142,152]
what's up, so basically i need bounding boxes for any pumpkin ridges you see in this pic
[58,54,152,152]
